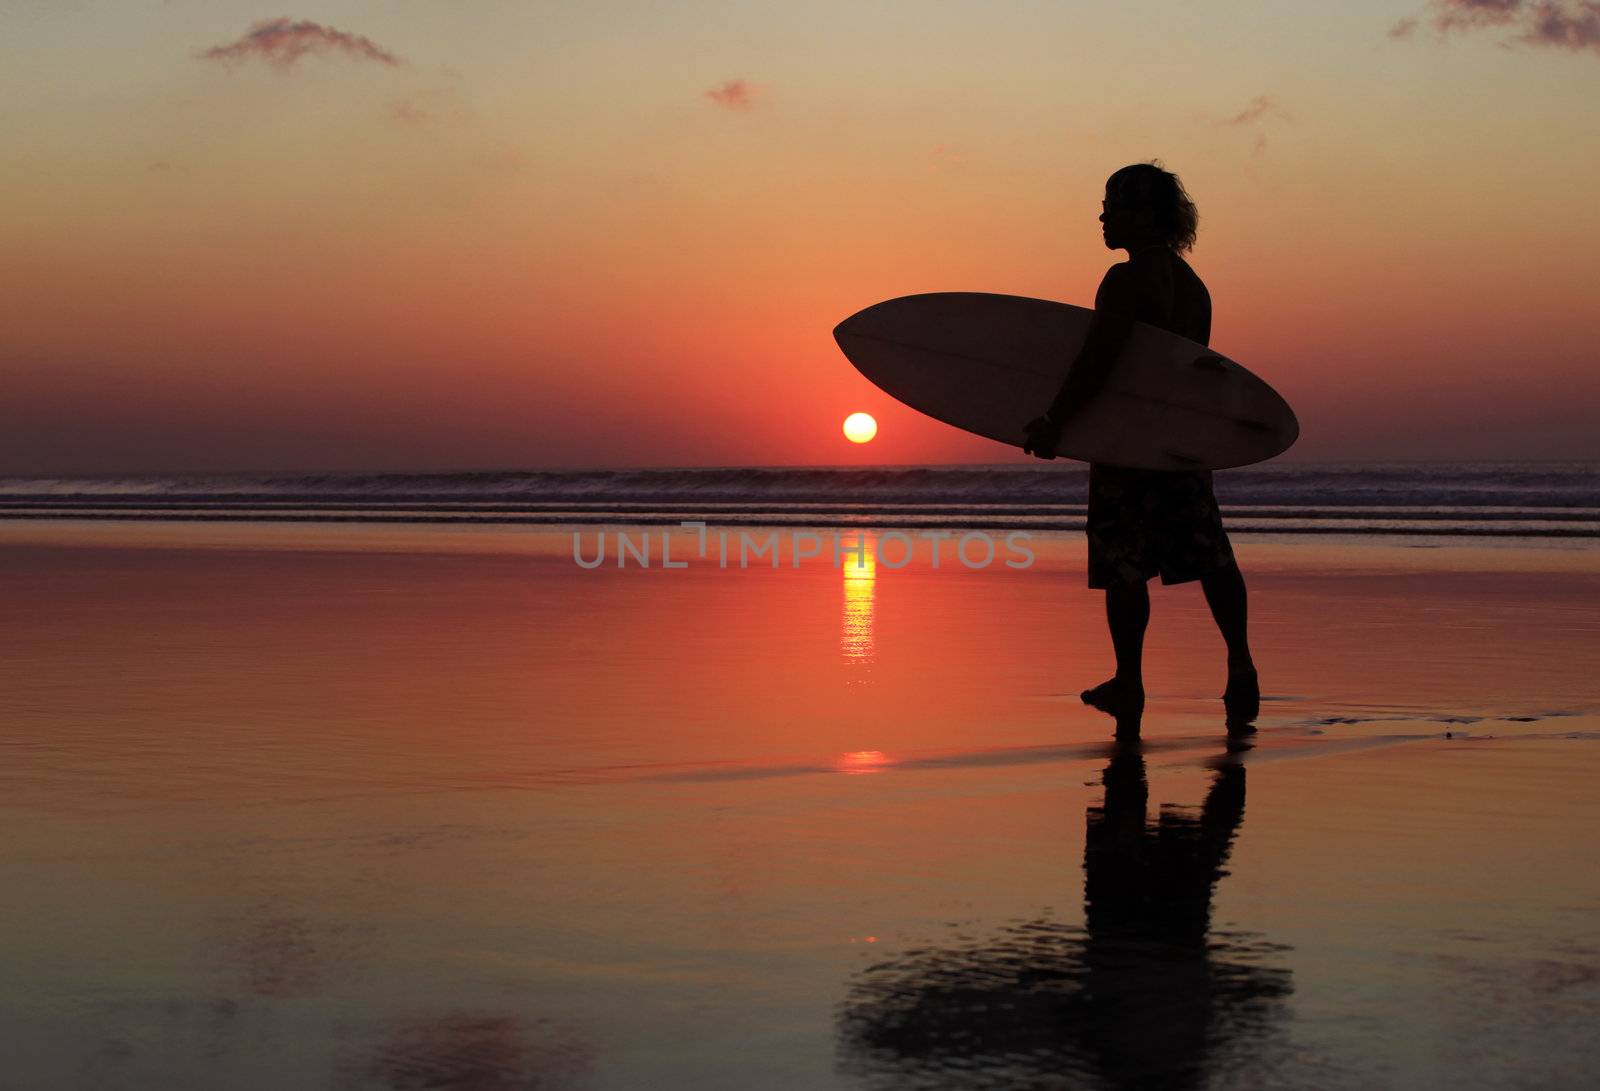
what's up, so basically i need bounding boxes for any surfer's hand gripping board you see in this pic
[1021,415,1062,460]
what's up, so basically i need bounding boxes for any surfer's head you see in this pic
[1101,162,1198,254]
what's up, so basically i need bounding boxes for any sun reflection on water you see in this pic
[835,750,890,775]
[841,541,875,669]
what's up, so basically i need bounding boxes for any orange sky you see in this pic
[3,1,1598,472]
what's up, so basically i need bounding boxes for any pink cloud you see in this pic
[198,18,401,68]
[1395,1,1600,52]
[1524,0,1600,48]
[704,79,756,110]
[1434,0,1523,32]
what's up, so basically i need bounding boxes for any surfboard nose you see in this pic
[834,298,900,343]
[833,308,877,350]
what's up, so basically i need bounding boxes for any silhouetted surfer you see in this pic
[1024,163,1258,731]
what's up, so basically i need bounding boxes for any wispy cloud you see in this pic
[1220,94,1290,126]
[389,87,468,127]
[1392,1,1600,53]
[704,79,757,110]
[1215,94,1290,156]
[198,18,401,68]
[928,144,966,171]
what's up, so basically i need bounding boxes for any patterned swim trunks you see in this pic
[1086,464,1237,589]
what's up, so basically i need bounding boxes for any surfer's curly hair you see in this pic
[1106,162,1198,253]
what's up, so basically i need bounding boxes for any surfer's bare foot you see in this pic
[1223,660,1259,726]
[1082,676,1144,718]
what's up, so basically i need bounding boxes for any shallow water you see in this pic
[3,527,1598,1088]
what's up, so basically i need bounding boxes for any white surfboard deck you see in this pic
[834,292,1298,471]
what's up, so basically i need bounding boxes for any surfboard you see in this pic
[833,292,1298,471]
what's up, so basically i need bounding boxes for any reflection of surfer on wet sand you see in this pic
[1025,163,1260,735]
[1079,748,1258,1087]
[837,746,1293,1090]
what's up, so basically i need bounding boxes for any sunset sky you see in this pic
[3,0,1598,472]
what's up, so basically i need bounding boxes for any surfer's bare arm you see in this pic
[1022,266,1138,458]
[1049,269,1137,417]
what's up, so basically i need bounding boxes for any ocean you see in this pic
[2,461,1596,538]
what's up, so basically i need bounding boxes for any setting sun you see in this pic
[843,412,877,444]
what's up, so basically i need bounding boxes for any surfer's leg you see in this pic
[1082,581,1148,699]
[1200,562,1250,665]
[1084,464,1153,730]
[1149,469,1255,722]
[1106,580,1150,683]
[1201,563,1258,722]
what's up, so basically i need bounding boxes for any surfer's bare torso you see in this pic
[1099,246,1211,347]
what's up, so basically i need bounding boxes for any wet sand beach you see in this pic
[3,524,1598,1088]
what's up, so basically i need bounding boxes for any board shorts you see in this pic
[1086,464,1237,589]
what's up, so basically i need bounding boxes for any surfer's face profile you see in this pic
[1099,192,1138,251]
